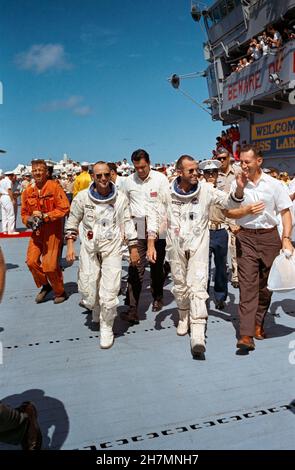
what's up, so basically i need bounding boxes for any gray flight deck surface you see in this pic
[0,220,294,450]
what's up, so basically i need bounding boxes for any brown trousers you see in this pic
[236,227,281,336]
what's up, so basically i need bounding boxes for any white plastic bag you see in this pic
[267,250,295,292]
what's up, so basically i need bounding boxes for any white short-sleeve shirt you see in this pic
[122,170,170,219]
[230,172,292,228]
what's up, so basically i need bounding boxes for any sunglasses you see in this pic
[204,170,218,176]
[94,172,111,179]
[185,168,199,174]
[216,157,227,161]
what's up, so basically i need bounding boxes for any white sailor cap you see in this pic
[80,161,90,167]
[5,170,14,175]
[198,159,221,171]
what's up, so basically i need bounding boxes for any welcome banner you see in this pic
[251,117,295,154]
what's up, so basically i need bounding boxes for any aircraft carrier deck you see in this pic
[0,217,294,451]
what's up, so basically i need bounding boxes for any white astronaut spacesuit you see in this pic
[148,172,243,355]
[65,181,137,349]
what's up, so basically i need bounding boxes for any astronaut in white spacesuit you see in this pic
[65,161,139,349]
[147,155,246,356]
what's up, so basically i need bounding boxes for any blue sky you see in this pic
[0,0,221,170]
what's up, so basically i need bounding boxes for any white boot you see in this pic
[190,323,206,354]
[176,309,189,336]
[100,306,116,349]
[100,321,114,349]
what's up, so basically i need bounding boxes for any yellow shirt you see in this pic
[73,171,92,198]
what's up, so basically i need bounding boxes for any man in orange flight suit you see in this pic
[21,159,70,304]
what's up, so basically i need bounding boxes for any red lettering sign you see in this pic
[227,70,261,101]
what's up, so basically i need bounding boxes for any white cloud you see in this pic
[73,105,92,116]
[40,95,91,116]
[40,96,83,112]
[15,44,72,73]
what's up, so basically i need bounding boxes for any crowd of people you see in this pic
[229,23,294,75]
[1,142,295,449]
[215,126,241,160]
[1,144,294,353]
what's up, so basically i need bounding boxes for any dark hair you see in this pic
[47,166,54,178]
[108,162,117,173]
[240,143,263,158]
[176,155,194,170]
[269,167,279,174]
[131,149,150,164]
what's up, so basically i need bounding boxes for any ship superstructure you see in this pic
[192,0,295,171]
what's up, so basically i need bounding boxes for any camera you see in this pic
[32,217,43,231]
[27,215,43,231]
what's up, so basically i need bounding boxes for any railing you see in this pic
[221,40,295,112]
